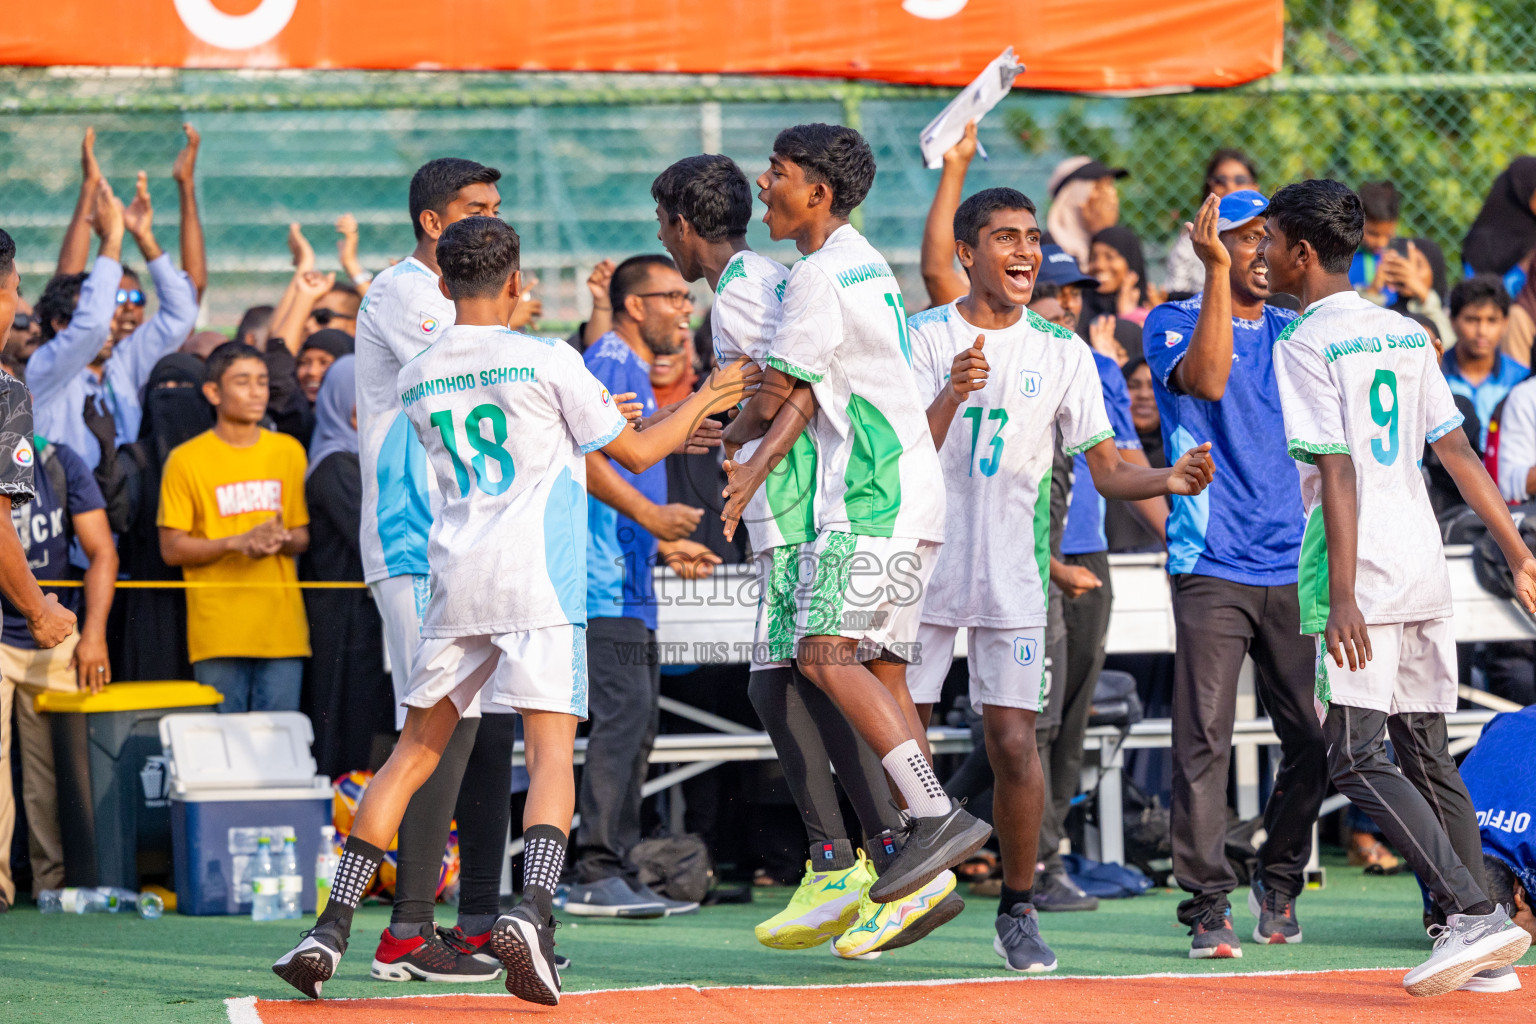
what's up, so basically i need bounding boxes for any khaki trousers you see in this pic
[0,634,79,904]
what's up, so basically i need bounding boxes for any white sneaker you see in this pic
[1460,965,1522,993]
[1404,909,1532,997]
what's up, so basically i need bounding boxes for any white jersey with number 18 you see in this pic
[397,324,627,638]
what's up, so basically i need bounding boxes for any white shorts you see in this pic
[794,533,938,664]
[403,624,588,720]
[1313,617,1458,721]
[371,575,483,728]
[908,623,1050,713]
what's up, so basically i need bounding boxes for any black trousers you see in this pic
[1169,574,1326,916]
[1037,551,1111,870]
[574,617,659,884]
[1325,705,1486,916]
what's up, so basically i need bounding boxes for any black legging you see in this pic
[391,716,480,925]
[454,712,519,917]
[748,666,901,847]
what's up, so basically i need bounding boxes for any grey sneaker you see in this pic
[992,904,1058,973]
[557,876,667,918]
[1033,869,1099,912]
[1188,905,1243,959]
[1404,909,1532,997]
[272,921,347,999]
[1461,965,1521,993]
[490,904,562,1006]
[867,800,992,904]
[1248,877,1302,944]
[630,881,699,916]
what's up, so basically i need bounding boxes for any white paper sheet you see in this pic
[919,47,1026,169]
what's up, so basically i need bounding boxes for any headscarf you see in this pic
[1090,226,1150,307]
[1461,156,1536,277]
[1047,172,1097,268]
[138,353,212,465]
[300,328,355,360]
[306,354,357,480]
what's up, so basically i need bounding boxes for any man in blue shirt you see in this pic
[1141,191,1327,957]
[1442,275,1527,450]
[1462,707,1536,953]
[570,254,719,917]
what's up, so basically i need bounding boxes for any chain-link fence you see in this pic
[2,1,1532,328]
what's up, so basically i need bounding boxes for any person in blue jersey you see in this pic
[1044,315,1166,911]
[1142,190,1328,958]
[1462,706,1536,954]
[568,253,722,918]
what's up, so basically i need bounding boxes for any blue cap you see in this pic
[1217,189,1269,232]
[1036,244,1097,289]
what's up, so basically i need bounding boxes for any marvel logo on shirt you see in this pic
[215,479,283,517]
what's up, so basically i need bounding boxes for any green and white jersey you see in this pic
[765,225,945,543]
[709,249,815,552]
[397,324,627,638]
[1273,289,1463,633]
[908,302,1113,628]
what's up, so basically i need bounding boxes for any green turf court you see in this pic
[1,857,1523,1024]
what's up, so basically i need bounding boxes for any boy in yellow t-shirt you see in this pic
[159,342,310,712]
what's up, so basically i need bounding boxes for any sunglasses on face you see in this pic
[11,313,33,331]
[311,308,355,327]
[1209,174,1255,188]
[116,288,146,307]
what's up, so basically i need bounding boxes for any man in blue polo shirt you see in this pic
[1142,191,1328,958]
[570,254,718,918]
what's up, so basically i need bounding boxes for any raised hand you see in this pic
[587,259,616,309]
[944,119,980,169]
[171,123,201,188]
[295,270,335,304]
[123,171,155,240]
[947,334,989,401]
[81,126,102,185]
[1168,442,1215,495]
[1088,314,1125,363]
[91,178,125,244]
[1186,193,1229,271]
[288,222,316,275]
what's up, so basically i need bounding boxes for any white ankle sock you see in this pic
[881,739,950,818]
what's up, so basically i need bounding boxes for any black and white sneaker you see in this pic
[1032,870,1099,913]
[993,904,1058,973]
[867,800,992,904]
[490,904,563,1006]
[273,923,347,999]
[1405,909,1532,997]
[1248,877,1302,944]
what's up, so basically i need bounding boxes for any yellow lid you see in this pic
[34,681,224,714]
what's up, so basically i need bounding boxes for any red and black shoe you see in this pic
[369,923,504,982]
[1188,906,1243,959]
[443,923,571,971]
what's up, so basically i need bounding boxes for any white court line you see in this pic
[229,965,1421,1020]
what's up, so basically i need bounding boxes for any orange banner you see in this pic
[0,1,1281,92]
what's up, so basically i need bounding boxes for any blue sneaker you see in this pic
[993,904,1057,973]
[556,877,667,919]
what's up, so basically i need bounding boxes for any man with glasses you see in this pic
[564,254,718,917]
[31,129,202,472]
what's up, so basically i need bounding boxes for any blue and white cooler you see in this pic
[161,712,332,915]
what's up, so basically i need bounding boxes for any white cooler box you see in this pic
[161,712,332,915]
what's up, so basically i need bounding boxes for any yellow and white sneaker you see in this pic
[755,851,876,950]
[833,870,957,959]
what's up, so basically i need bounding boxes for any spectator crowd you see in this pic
[1,122,1534,918]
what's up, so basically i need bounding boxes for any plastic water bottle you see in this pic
[251,836,281,921]
[315,826,339,915]
[278,836,303,920]
[38,887,163,918]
